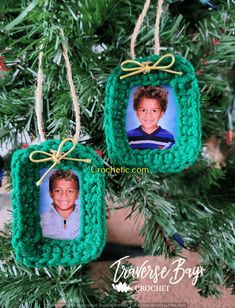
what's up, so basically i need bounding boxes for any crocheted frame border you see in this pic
[11,140,106,267]
[104,54,201,172]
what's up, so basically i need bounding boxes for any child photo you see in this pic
[126,85,178,150]
[39,169,80,240]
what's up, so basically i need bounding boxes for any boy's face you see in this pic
[50,179,79,211]
[136,97,164,132]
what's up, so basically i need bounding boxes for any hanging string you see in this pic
[154,0,164,55]
[35,30,80,142]
[130,0,164,59]
[35,50,45,142]
[60,29,80,142]
[130,0,151,59]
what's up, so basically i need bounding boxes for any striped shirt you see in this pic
[127,126,175,150]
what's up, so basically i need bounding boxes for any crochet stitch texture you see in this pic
[104,54,201,172]
[11,140,106,267]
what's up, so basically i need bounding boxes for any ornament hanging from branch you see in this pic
[11,30,106,267]
[104,0,201,173]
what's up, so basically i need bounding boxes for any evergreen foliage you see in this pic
[0,224,138,307]
[0,0,235,304]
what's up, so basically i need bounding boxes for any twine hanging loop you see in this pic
[130,0,164,58]
[35,29,81,142]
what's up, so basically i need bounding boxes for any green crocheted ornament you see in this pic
[11,139,106,267]
[104,54,201,172]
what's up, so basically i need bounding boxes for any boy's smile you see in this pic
[136,97,164,134]
[50,179,79,215]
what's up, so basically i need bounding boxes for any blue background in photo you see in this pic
[125,85,178,140]
[39,168,80,214]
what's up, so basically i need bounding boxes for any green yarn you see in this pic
[104,54,201,172]
[11,140,106,267]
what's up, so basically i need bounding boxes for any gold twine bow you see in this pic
[120,54,183,80]
[29,138,91,186]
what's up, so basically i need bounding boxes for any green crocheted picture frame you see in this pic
[104,54,201,172]
[11,140,106,267]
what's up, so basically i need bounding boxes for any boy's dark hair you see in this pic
[133,86,168,112]
[49,170,79,192]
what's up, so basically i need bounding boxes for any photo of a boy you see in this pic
[40,169,80,240]
[127,86,175,150]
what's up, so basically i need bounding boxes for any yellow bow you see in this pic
[120,54,183,80]
[29,138,91,186]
